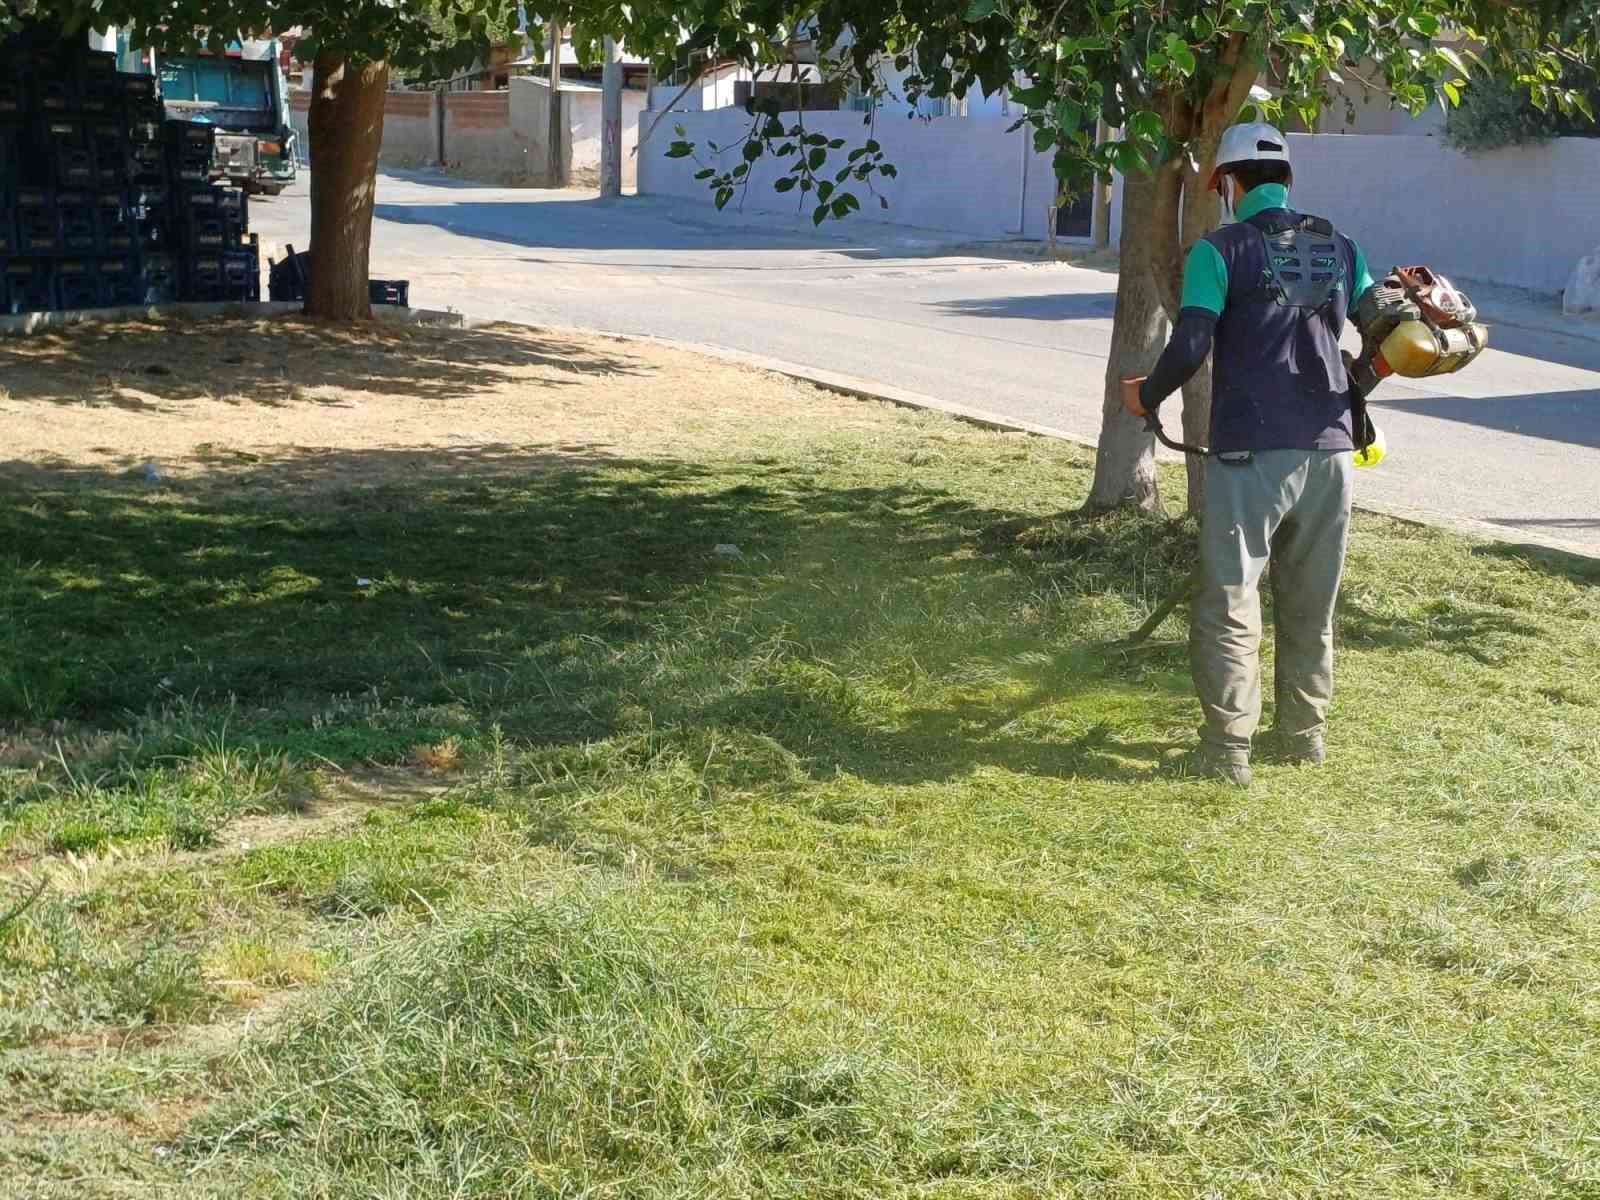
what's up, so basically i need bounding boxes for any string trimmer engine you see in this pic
[1348,266,1490,396]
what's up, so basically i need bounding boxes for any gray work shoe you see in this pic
[1264,730,1326,766]
[1192,747,1253,788]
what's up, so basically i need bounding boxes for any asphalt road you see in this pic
[249,170,1600,555]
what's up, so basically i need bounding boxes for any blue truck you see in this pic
[154,40,297,195]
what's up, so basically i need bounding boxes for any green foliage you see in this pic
[21,0,520,72]
[1446,69,1600,153]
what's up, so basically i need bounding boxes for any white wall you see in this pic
[640,106,1097,241]
[641,113,1598,295]
[567,87,647,187]
[1288,133,1600,293]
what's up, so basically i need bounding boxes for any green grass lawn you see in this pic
[3,370,1600,1198]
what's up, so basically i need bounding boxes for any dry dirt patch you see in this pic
[0,316,891,490]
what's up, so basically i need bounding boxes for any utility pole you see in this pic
[600,36,623,198]
[546,19,565,187]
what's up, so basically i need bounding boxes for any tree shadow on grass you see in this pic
[1469,540,1600,590]
[1336,595,1547,665]
[0,447,1192,790]
[0,317,644,412]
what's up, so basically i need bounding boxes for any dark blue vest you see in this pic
[1206,208,1359,453]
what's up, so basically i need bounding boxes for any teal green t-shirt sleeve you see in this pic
[1180,239,1229,315]
[1348,239,1376,317]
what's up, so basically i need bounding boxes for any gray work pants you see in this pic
[1190,449,1354,758]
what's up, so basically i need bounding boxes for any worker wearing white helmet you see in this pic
[1121,121,1381,787]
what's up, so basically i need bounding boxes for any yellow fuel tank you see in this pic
[1378,320,1490,379]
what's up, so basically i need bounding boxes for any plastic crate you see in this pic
[54,144,96,188]
[80,57,122,115]
[130,185,173,251]
[43,114,87,144]
[140,252,180,304]
[0,66,22,120]
[57,194,98,254]
[126,116,162,145]
[128,141,165,183]
[37,71,76,114]
[225,244,260,301]
[95,255,145,306]
[90,122,126,187]
[3,260,54,314]
[95,192,137,254]
[120,73,159,104]
[165,119,214,162]
[267,248,309,302]
[182,216,229,251]
[15,190,58,256]
[54,259,100,309]
[370,279,410,307]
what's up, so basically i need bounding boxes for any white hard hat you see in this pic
[1208,121,1292,193]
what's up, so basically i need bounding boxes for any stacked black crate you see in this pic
[166,121,258,303]
[126,74,176,302]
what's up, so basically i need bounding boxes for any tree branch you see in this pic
[636,60,710,154]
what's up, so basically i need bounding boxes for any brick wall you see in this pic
[442,90,537,182]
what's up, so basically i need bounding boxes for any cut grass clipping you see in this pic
[2,318,1599,1197]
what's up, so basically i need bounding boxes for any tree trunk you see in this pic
[306,53,389,322]
[1086,167,1169,513]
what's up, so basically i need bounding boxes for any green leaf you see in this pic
[813,205,829,226]
[1280,31,1317,48]
[732,163,749,178]
[666,141,694,159]
[1442,80,1461,108]
[817,181,835,202]
[743,140,764,162]
[879,164,898,179]
[775,177,798,193]
[1165,34,1195,78]
[1128,110,1164,141]
[865,139,881,153]
[964,0,998,19]
[694,168,715,180]
[1437,46,1469,78]
[808,148,827,170]
[828,138,846,149]
[715,188,734,211]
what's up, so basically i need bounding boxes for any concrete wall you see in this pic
[289,89,442,170]
[566,87,647,188]
[639,107,1101,242]
[292,81,647,189]
[379,90,440,165]
[441,90,530,181]
[1289,133,1600,293]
